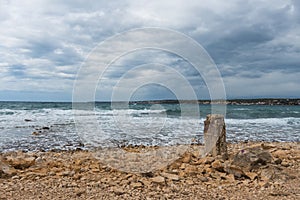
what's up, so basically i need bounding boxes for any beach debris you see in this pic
[204,114,228,159]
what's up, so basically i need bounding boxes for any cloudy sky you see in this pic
[0,0,299,101]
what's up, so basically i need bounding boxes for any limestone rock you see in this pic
[204,114,228,159]
[151,176,165,184]
[224,165,245,178]
[131,182,143,189]
[181,152,192,163]
[245,172,257,180]
[160,172,180,181]
[232,147,272,171]
[6,156,36,170]
[0,162,17,178]
[211,160,224,172]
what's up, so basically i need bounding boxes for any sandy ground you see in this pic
[0,142,299,200]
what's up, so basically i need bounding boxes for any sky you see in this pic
[0,0,299,101]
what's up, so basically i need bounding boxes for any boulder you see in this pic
[232,147,272,171]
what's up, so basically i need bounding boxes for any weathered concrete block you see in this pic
[204,114,228,159]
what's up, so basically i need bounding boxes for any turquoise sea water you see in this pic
[0,101,299,152]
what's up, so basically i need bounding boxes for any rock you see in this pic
[32,131,41,136]
[181,152,192,163]
[202,157,215,165]
[224,165,245,178]
[185,179,194,185]
[245,172,257,180]
[225,174,236,182]
[160,172,180,181]
[204,114,228,159]
[211,160,224,172]
[232,147,272,171]
[281,160,289,167]
[131,182,143,189]
[42,126,50,130]
[184,165,199,175]
[6,156,36,169]
[140,179,151,187]
[150,176,165,184]
[199,176,209,182]
[274,158,282,165]
[113,188,125,195]
[272,150,288,159]
[261,143,276,150]
[0,162,17,178]
[24,119,32,122]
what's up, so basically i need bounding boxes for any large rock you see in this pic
[224,164,245,178]
[204,114,228,159]
[232,147,272,171]
[6,156,36,170]
[0,158,17,178]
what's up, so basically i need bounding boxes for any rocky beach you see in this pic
[0,141,299,200]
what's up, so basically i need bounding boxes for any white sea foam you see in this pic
[0,106,299,152]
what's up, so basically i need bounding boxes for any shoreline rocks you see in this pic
[0,142,299,199]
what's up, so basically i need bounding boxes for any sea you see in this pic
[0,101,299,152]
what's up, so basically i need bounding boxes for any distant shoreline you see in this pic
[124,98,300,105]
[1,98,300,105]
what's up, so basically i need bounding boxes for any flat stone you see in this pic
[272,150,288,159]
[160,172,180,181]
[245,172,258,180]
[6,156,36,170]
[211,160,224,172]
[281,161,289,167]
[113,188,125,195]
[224,165,245,178]
[181,152,192,163]
[131,182,143,189]
[203,157,215,165]
[199,176,209,182]
[151,176,165,184]
[185,179,194,185]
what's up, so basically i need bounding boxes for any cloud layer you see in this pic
[0,0,299,101]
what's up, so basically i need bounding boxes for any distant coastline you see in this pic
[126,98,300,105]
[1,98,299,105]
